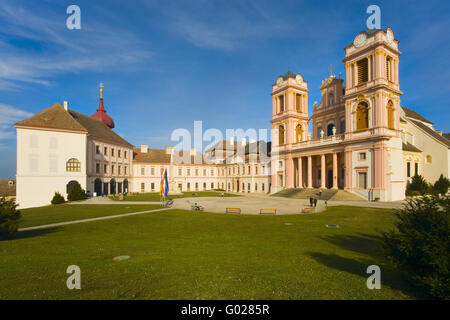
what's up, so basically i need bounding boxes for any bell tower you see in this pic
[270,71,309,147]
[342,28,402,137]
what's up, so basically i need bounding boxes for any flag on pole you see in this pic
[160,168,169,200]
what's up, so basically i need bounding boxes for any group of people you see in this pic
[309,197,318,207]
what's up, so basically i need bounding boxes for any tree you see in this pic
[67,181,87,202]
[0,197,21,240]
[434,174,450,195]
[406,174,429,195]
[51,192,65,205]
[382,195,450,299]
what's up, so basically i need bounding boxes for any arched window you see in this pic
[387,100,394,129]
[66,158,81,172]
[356,102,369,130]
[278,125,285,145]
[279,96,284,113]
[327,123,335,136]
[296,124,303,143]
[296,94,302,112]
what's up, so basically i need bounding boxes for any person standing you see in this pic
[309,197,313,207]
[313,198,317,207]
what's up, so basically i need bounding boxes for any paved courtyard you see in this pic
[76,193,405,215]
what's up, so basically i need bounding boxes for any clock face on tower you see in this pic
[277,77,284,87]
[295,74,303,85]
[353,33,367,48]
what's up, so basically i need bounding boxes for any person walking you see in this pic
[313,198,317,207]
[309,197,313,207]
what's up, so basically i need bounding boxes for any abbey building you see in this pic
[14,28,450,208]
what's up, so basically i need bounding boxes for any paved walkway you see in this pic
[19,207,171,232]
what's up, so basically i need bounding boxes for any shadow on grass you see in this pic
[308,233,428,299]
[10,227,61,240]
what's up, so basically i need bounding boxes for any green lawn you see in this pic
[19,204,164,228]
[0,206,426,299]
[109,191,240,202]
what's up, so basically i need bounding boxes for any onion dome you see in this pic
[91,82,115,128]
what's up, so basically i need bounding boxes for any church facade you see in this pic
[14,28,450,208]
[270,28,450,201]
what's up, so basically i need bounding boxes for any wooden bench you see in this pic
[302,206,315,213]
[260,208,276,215]
[226,207,241,214]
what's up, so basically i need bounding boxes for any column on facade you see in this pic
[320,154,326,189]
[344,149,352,189]
[286,155,295,188]
[297,156,303,188]
[368,55,372,81]
[332,152,338,189]
[307,155,312,188]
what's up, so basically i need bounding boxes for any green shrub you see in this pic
[382,195,450,299]
[51,192,65,205]
[406,190,421,197]
[0,197,21,240]
[407,175,430,195]
[434,174,450,195]
[67,181,87,202]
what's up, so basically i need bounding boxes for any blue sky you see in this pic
[0,0,449,178]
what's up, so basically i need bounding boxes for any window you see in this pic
[340,120,346,134]
[111,148,115,157]
[296,124,303,143]
[50,137,57,149]
[328,93,334,106]
[118,166,121,175]
[210,169,214,176]
[279,95,284,112]
[358,172,367,189]
[296,94,302,112]
[211,183,214,189]
[141,167,145,175]
[203,169,207,176]
[356,102,369,130]
[359,152,367,160]
[124,166,127,175]
[178,168,182,176]
[357,58,369,84]
[387,100,395,129]
[96,145,100,154]
[141,183,145,192]
[195,168,199,176]
[187,168,190,176]
[118,150,121,158]
[386,57,392,81]
[426,155,432,164]
[415,162,418,176]
[255,183,258,191]
[255,166,258,175]
[195,183,198,191]
[104,164,107,174]
[104,147,107,155]
[111,165,115,174]
[262,183,265,191]
[278,125,285,145]
[151,167,155,176]
[327,123,335,136]
[187,183,190,191]
[96,163,100,173]
[407,162,411,177]
[151,183,155,191]
[124,151,127,159]
[66,158,81,172]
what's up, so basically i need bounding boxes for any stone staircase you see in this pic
[272,188,366,201]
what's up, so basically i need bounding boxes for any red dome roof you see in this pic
[91,98,115,128]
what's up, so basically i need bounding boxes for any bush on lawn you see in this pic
[382,194,450,299]
[406,175,430,195]
[434,174,450,195]
[67,181,87,202]
[51,192,65,205]
[0,197,21,240]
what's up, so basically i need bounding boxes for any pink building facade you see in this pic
[271,28,406,201]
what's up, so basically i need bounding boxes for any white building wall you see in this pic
[16,128,87,208]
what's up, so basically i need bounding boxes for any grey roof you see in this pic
[443,133,450,141]
[410,119,450,148]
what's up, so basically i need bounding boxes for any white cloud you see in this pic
[0,103,33,139]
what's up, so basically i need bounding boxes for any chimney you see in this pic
[63,101,68,111]
[140,144,148,153]
[190,148,196,156]
[165,146,174,155]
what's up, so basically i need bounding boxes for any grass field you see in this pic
[109,191,240,201]
[18,204,165,228]
[0,205,426,299]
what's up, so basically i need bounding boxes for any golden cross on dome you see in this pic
[99,82,104,99]
[329,65,334,76]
